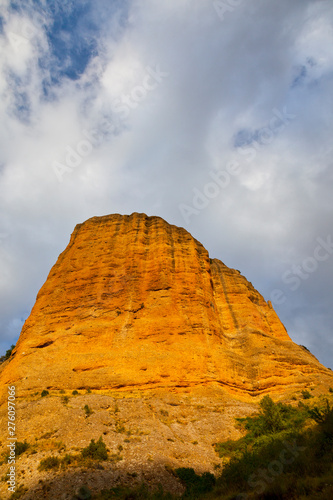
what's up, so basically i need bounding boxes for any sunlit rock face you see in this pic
[1,213,332,399]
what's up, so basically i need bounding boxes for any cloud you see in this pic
[0,0,332,368]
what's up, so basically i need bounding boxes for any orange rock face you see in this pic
[1,213,332,398]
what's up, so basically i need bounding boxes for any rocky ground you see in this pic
[0,385,259,499]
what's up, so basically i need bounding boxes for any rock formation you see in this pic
[1,213,333,499]
[1,213,332,399]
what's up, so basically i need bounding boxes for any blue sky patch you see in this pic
[45,2,98,82]
[5,71,31,122]
[12,90,31,123]
[291,65,307,88]
[291,59,318,89]
[37,0,129,94]
[233,128,266,148]
[6,0,130,96]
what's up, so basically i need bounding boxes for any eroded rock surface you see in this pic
[1,213,331,398]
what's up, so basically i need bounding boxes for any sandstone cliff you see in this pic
[1,213,333,499]
[1,213,331,398]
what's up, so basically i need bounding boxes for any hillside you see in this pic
[0,213,332,499]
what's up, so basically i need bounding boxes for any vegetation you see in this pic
[9,484,28,499]
[95,483,174,499]
[81,437,108,461]
[38,437,109,474]
[309,398,333,423]
[40,430,57,439]
[38,456,60,471]
[0,344,15,363]
[175,468,215,497]
[91,469,215,499]
[301,389,313,399]
[211,395,333,499]
[72,390,79,395]
[115,420,127,434]
[75,485,92,499]
[0,441,31,465]
[41,390,49,397]
[15,441,30,456]
[34,395,333,499]
[84,404,93,417]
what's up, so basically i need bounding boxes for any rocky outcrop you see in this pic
[1,213,332,398]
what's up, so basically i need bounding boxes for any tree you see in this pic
[260,395,284,433]
[309,399,332,424]
[0,344,15,363]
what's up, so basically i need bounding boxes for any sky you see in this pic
[0,0,332,368]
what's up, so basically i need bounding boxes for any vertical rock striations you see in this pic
[1,213,332,398]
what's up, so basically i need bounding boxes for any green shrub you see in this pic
[38,456,60,471]
[329,387,333,393]
[214,438,247,461]
[84,404,93,417]
[15,441,30,456]
[0,344,16,363]
[301,389,313,399]
[75,485,92,499]
[72,390,79,395]
[175,467,215,497]
[81,437,108,461]
[109,453,123,463]
[115,420,126,433]
[62,395,69,404]
[213,395,333,499]
[5,345,15,359]
[60,454,76,468]
[41,390,49,397]
[40,431,57,439]
[309,399,333,424]
[236,395,309,439]
[9,484,28,499]
[96,483,173,499]
[259,395,285,433]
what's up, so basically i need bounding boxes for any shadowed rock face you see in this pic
[1,213,332,399]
